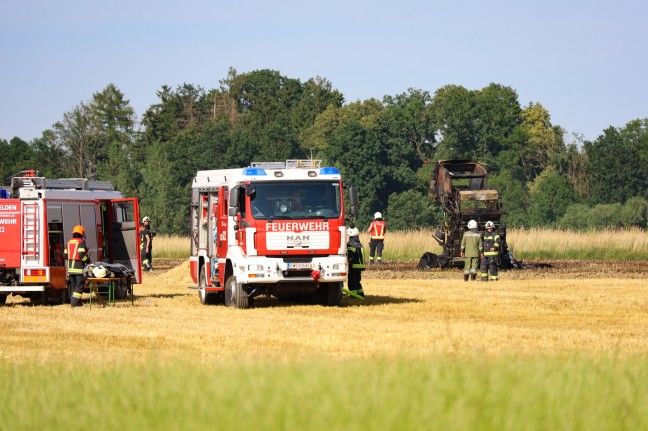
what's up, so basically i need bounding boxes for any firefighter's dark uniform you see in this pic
[64,234,91,307]
[367,219,386,265]
[480,229,502,281]
[139,225,153,270]
[347,234,366,297]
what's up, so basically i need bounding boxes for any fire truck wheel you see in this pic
[198,266,217,305]
[317,282,343,306]
[224,275,252,309]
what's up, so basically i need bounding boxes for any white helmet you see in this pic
[92,266,108,278]
[485,221,495,229]
[467,220,477,229]
[142,216,150,223]
[347,227,360,237]
[374,212,382,219]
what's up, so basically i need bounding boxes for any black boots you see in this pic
[464,274,469,282]
[70,296,83,307]
[470,274,476,281]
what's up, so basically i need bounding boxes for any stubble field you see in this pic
[2,259,648,430]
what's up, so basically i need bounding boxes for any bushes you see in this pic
[558,197,648,230]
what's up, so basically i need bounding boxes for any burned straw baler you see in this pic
[419,160,521,269]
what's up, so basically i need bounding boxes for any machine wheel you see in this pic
[317,282,342,306]
[224,275,252,309]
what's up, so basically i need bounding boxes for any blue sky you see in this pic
[1,0,646,143]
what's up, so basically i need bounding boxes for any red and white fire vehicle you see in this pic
[189,160,358,308]
[0,170,142,305]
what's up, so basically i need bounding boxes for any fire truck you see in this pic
[189,160,359,308]
[0,170,142,305]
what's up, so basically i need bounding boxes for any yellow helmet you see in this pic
[72,225,85,236]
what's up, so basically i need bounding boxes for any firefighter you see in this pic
[139,216,154,271]
[64,225,91,307]
[367,211,386,267]
[460,219,483,281]
[346,227,366,298]
[480,221,502,281]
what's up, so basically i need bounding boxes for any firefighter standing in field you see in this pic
[460,219,483,282]
[346,227,366,298]
[367,212,386,267]
[140,216,154,271]
[64,225,91,307]
[480,221,502,281]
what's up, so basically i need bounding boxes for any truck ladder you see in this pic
[22,202,40,260]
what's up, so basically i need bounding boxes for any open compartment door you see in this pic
[107,198,142,283]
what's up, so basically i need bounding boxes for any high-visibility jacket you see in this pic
[483,231,501,256]
[368,220,386,239]
[64,237,91,274]
[347,238,366,271]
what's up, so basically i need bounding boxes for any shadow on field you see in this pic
[249,294,422,308]
[145,292,193,299]
[340,294,422,307]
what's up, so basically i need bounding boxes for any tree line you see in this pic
[2,68,648,234]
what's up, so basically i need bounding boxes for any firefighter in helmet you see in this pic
[460,219,483,281]
[346,227,366,298]
[480,221,502,281]
[367,211,386,267]
[64,225,91,307]
[139,216,154,271]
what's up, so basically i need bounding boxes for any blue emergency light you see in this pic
[319,167,340,175]
[242,168,267,176]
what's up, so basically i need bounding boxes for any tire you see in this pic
[224,275,252,309]
[29,291,45,305]
[199,266,219,305]
[317,282,342,306]
[0,294,7,305]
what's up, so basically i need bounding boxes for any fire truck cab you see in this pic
[190,160,358,308]
[0,171,142,305]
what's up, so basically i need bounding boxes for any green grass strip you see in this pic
[2,355,647,430]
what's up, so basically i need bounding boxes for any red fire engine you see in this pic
[189,160,359,308]
[0,170,142,305]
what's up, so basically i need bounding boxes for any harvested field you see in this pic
[2,259,648,364]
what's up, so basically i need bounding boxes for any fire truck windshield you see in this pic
[249,181,341,220]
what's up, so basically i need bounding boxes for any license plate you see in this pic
[287,263,311,269]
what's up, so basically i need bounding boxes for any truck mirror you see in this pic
[245,185,256,198]
[229,187,239,208]
[349,185,359,206]
[228,207,238,217]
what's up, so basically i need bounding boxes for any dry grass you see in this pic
[2,261,648,366]
[154,228,648,260]
[153,235,190,259]
[507,227,648,258]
